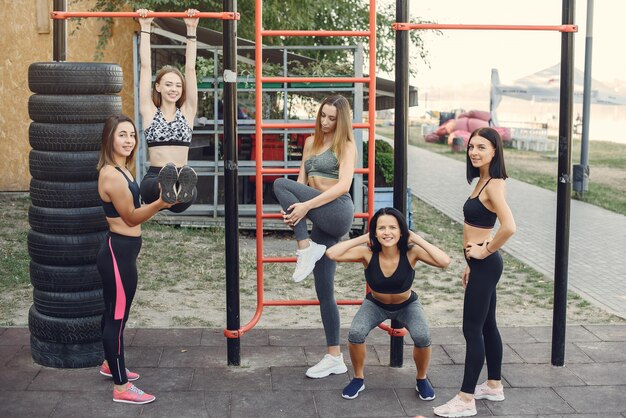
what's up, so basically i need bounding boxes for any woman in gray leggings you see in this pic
[273,95,356,379]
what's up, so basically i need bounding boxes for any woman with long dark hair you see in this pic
[326,207,450,400]
[434,127,516,417]
[97,115,171,404]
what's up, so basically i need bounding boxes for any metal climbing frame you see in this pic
[392,0,577,367]
[223,0,408,362]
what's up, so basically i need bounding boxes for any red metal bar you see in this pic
[264,299,362,306]
[51,11,240,20]
[226,0,384,340]
[393,22,577,32]
[259,168,368,175]
[262,30,370,37]
[262,211,369,220]
[261,76,369,83]
[261,122,370,129]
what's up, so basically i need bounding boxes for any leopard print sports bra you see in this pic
[144,107,193,148]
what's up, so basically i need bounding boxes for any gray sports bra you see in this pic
[304,148,339,179]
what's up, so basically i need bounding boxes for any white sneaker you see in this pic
[305,353,348,378]
[474,381,505,401]
[292,240,326,283]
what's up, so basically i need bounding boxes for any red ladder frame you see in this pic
[225,0,406,339]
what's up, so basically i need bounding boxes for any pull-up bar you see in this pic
[50,11,240,20]
[393,22,577,32]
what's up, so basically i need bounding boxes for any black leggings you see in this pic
[97,232,142,385]
[461,250,503,394]
[140,166,197,213]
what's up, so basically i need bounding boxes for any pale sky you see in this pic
[404,0,626,88]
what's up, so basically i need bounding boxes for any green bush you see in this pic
[363,140,394,186]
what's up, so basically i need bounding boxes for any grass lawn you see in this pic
[378,126,626,216]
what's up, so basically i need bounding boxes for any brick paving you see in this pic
[0,326,624,417]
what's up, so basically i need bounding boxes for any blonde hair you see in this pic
[312,94,354,163]
[97,115,137,171]
[152,65,186,108]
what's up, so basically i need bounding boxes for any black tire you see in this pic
[27,230,106,266]
[33,288,105,318]
[29,62,123,95]
[29,122,104,152]
[29,150,99,181]
[30,179,99,208]
[28,205,107,235]
[28,306,101,344]
[28,94,122,124]
[30,261,102,292]
[30,334,103,368]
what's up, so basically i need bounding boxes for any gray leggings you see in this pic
[348,293,431,347]
[273,177,354,346]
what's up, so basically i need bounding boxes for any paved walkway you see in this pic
[402,144,626,318]
[1,326,625,417]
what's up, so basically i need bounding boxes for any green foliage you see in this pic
[363,139,394,186]
[82,0,433,75]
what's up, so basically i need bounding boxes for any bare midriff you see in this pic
[106,217,141,237]
[148,146,189,167]
[307,176,338,192]
[464,224,493,248]
[370,289,412,305]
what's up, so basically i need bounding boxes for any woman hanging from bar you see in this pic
[97,115,172,404]
[326,207,450,400]
[434,127,516,417]
[137,8,199,211]
[273,94,356,378]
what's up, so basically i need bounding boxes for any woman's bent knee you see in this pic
[348,328,367,344]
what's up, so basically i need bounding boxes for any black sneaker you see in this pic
[176,165,197,203]
[157,163,178,204]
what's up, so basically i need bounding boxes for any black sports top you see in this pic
[365,252,415,294]
[463,178,496,229]
[144,107,193,148]
[101,167,141,218]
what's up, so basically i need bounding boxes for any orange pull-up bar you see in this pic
[393,23,577,32]
[50,11,240,20]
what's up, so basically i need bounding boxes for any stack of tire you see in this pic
[27,62,123,368]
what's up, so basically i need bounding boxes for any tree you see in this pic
[84,0,433,75]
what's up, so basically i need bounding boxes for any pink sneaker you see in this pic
[433,395,476,417]
[474,381,505,401]
[113,383,155,405]
[100,362,140,381]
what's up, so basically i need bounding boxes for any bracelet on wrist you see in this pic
[141,30,151,34]
[186,35,197,40]
[485,242,494,254]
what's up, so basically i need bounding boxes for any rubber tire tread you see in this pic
[30,334,103,368]
[27,230,106,266]
[30,261,102,292]
[29,150,99,181]
[33,288,105,318]
[30,179,99,208]
[28,62,123,94]
[28,205,107,235]
[29,122,104,152]
[28,306,101,344]
[28,94,122,124]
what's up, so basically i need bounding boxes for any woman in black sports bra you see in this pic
[96,115,172,405]
[326,207,450,400]
[435,127,516,417]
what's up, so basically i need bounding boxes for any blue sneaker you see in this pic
[416,377,436,400]
[342,378,365,400]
